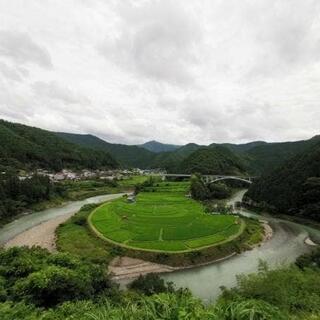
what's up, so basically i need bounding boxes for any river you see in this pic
[162,189,320,303]
[0,190,319,303]
[0,193,126,245]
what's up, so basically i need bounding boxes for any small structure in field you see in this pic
[127,194,136,203]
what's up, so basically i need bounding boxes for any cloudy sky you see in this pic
[0,0,319,145]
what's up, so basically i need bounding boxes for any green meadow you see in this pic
[89,182,244,252]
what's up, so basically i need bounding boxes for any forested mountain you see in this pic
[150,143,202,173]
[0,120,118,171]
[3,119,317,176]
[179,146,247,175]
[217,138,320,175]
[245,141,320,220]
[56,132,155,168]
[139,140,180,153]
[244,137,320,174]
[56,130,319,175]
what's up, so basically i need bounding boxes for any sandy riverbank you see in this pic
[4,212,74,252]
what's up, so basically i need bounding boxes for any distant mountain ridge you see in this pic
[55,130,320,175]
[1,119,318,176]
[139,140,181,153]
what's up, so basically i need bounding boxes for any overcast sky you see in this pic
[0,0,319,145]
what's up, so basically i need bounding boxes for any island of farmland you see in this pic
[89,182,245,253]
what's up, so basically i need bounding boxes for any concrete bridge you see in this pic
[161,173,253,184]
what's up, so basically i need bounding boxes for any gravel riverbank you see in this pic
[4,212,74,252]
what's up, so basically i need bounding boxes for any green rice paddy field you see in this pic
[89,182,244,252]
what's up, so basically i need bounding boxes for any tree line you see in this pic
[0,172,65,223]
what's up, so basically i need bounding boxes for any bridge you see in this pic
[161,174,253,184]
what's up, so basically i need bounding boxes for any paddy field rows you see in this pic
[89,182,244,252]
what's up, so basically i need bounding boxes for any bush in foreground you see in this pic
[0,247,115,307]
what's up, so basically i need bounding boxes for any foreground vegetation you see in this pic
[1,246,320,319]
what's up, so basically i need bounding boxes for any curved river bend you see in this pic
[0,190,319,303]
[0,193,126,245]
[162,190,320,302]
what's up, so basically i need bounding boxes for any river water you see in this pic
[0,190,319,303]
[162,189,320,302]
[0,193,126,245]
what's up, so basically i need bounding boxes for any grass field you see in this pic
[89,181,244,253]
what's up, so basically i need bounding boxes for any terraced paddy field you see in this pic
[89,182,244,253]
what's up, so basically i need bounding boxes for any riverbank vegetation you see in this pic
[56,204,112,264]
[0,172,65,226]
[1,246,320,319]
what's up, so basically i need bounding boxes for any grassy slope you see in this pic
[56,204,111,264]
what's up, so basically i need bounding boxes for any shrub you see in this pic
[0,247,115,307]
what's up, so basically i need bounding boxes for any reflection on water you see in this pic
[0,193,125,245]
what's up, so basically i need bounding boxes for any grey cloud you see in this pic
[99,1,201,85]
[0,0,319,145]
[0,87,35,121]
[32,81,90,105]
[244,0,320,78]
[0,30,52,68]
[0,61,23,81]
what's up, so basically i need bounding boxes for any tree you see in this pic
[190,174,208,200]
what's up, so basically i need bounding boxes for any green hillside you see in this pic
[55,132,155,168]
[179,146,247,175]
[245,141,320,220]
[150,143,202,172]
[245,137,320,174]
[216,141,267,153]
[0,120,118,171]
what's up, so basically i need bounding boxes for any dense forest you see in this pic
[245,141,320,220]
[1,246,320,319]
[0,172,65,224]
[0,120,118,172]
[180,146,246,175]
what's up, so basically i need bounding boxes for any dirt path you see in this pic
[4,212,74,252]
